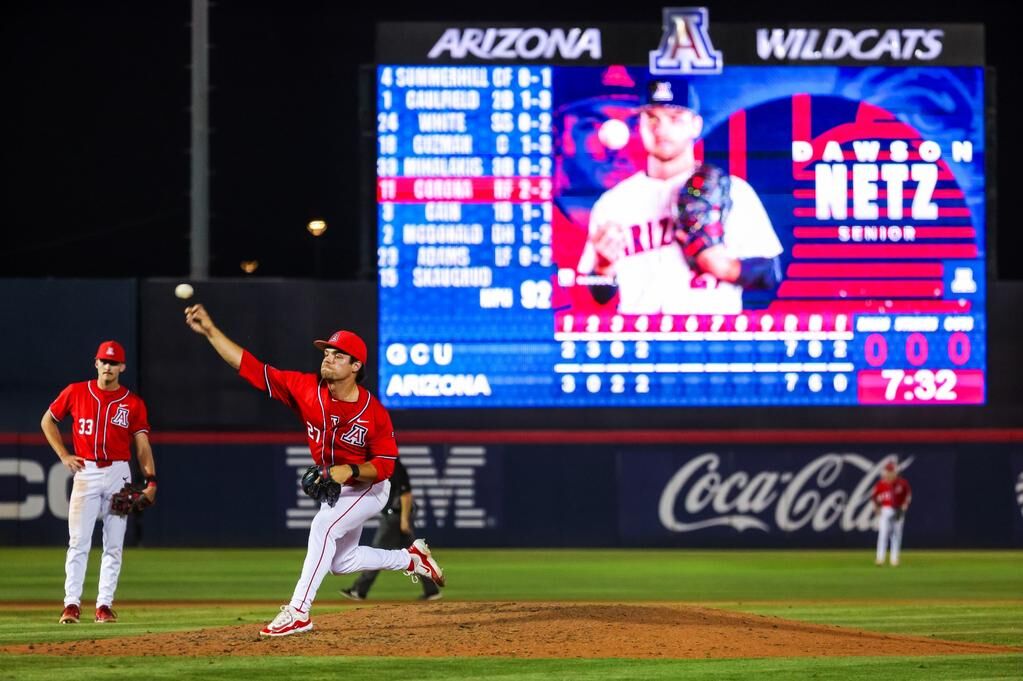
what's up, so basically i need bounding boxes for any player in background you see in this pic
[41,341,157,625]
[872,460,912,566]
[184,304,445,638]
[577,77,783,314]
[341,458,441,601]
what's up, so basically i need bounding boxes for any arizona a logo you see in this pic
[650,7,723,75]
[111,405,130,428]
[341,423,367,447]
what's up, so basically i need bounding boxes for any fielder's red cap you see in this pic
[884,460,898,472]
[313,330,367,364]
[96,340,126,363]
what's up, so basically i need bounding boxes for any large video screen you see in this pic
[376,61,985,408]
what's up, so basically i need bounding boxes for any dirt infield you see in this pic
[6,602,1017,659]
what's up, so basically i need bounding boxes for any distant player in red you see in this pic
[872,460,912,566]
[41,340,157,625]
[184,304,445,638]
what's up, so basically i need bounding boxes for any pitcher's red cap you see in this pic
[96,340,126,363]
[313,330,367,364]
[883,460,897,472]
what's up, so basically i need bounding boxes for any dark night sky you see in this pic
[3,0,1020,280]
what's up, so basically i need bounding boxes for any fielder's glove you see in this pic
[302,465,342,507]
[110,482,154,515]
[674,164,732,267]
[894,508,905,521]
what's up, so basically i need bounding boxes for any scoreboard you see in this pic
[374,16,987,408]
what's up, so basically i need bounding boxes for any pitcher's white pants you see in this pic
[64,460,130,608]
[875,506,905,565]
[289,479,412,614]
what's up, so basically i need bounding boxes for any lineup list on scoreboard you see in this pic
[375,64,986,407]
[376,65,554,306]
[377,65,567,405]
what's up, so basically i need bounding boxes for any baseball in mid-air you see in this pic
[598,118,630,150]
[174,283,194,300]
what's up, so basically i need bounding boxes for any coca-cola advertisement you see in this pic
[619,447,961,547]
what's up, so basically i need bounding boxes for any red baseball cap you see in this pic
[313,330,367,364]
[883,460,898,472]
[96,340,126,363]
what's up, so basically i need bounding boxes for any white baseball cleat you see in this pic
[405,539,446,587]
[259,605,313,638]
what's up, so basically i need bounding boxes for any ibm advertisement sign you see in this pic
[283,445,496,532]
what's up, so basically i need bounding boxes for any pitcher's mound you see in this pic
[8,602,1016,659]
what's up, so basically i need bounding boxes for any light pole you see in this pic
[190,0,209,280]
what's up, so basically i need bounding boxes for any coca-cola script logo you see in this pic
[658,453,913,533]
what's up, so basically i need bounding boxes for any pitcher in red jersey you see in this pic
[184,304,445,638]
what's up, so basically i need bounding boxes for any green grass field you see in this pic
[1,548,1020,680]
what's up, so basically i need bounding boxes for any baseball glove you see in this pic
[302,465,342,507]
[110,482,154,515]
[674,164,732,266]
[894,508,905,521]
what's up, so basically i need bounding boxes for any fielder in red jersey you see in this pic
[872,460,912,566]
[184,304,445,638]
[41,340,157,625]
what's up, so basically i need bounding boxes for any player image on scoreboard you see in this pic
[551,65,986,321]
[551,65,785,319]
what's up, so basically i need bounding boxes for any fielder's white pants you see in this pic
[289,479,412,614]
[64,460,130,608]
[875,506,905,565]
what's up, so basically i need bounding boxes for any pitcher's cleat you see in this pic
[259,605,313,638]
[404,539,446,587]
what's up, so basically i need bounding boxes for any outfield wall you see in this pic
[3,433,1021,548]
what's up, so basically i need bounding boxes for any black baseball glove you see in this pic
[302,465,342,507]
[674,164,732,267]
[894,508,905,521]
[110,482,154,515]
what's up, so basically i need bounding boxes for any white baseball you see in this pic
[598,118,630,150]
[174,283,194,300]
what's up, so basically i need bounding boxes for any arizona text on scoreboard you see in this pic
[373,11,986,408]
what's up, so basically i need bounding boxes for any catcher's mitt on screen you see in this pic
[674,163,732,266]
